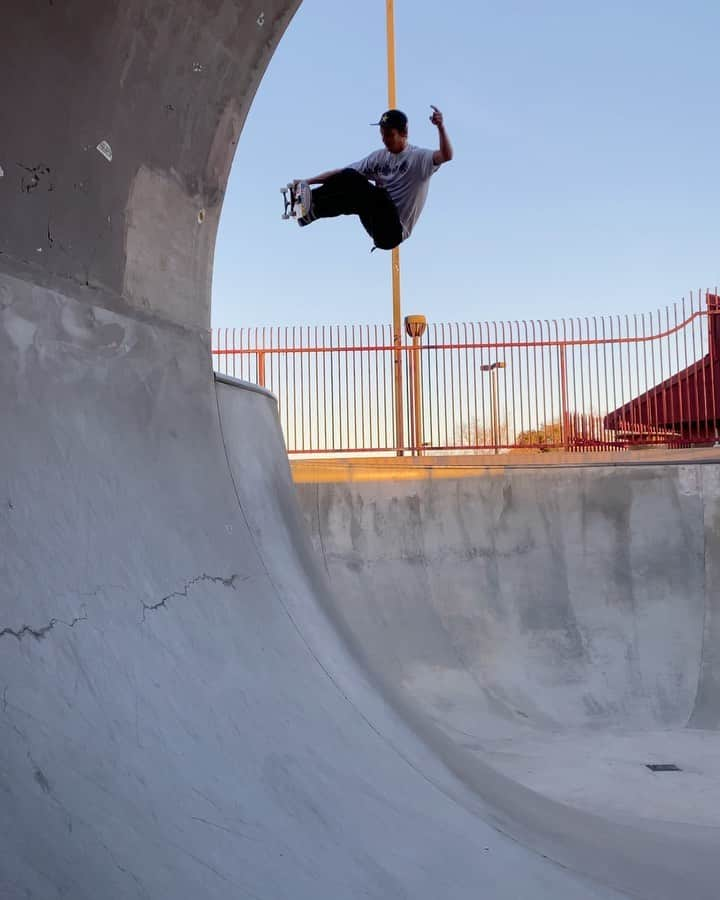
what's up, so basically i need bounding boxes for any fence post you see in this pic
[707,293,720,445]
[559,343,569,450]
[257,351,266,388]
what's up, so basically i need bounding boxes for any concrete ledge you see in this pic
[214,372,277,403]
[291,447,720,483]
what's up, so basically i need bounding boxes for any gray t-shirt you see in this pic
[350,145,439,240]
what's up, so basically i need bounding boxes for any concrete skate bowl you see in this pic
[295,455,720,849]
[1,2,719,899]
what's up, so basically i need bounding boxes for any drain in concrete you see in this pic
[646,763,682,772]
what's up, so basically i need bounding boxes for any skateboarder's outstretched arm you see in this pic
[430,106,453,165]
[295,169,343,186]
[295,168,373,187]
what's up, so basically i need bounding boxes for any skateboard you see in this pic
[281,182,299,220]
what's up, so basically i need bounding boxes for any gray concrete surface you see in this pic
[0,0,300,332]
[0,279,636,900]
[1,2,719,898]
[296,460,720,897]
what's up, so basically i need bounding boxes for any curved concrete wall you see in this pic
[292,458,720,897]
[0,324,634,899]
[1,0,300,331]
[296,462,720,735]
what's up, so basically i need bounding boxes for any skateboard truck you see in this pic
[281,183,297,220]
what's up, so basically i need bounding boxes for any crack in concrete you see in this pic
[190,815,260,842]
[116,865,151,900]
[0,699,74,833]
[141,573,245,621]
[163,836,264,899]
[33,765,52,795]
[191,786,229,815]
[0,606,88,642]
[0,695,28,745]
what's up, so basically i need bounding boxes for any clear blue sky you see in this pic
[212,0,720,330]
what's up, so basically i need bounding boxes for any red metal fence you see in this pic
[212,290,720,456]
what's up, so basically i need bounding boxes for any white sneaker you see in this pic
[293,181,313,220]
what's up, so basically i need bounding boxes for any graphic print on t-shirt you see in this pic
[350,145,440,240]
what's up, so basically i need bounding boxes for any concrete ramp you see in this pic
[2,1,720,897]
[294,456,720,897]
[0,283,632,899]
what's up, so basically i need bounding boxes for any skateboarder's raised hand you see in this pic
[430,106,453,166]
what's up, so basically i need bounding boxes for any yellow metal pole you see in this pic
[491,369,499,455]
[386,0,397,105]
[386,0,404,455]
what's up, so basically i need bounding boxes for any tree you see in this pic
[452,418,510,453]
[515,421,563,449]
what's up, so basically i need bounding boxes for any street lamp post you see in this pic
[480,361,506,454]
[386,0,404,456]
[405,314,427,455]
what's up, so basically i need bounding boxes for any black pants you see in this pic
[309,168,403,250]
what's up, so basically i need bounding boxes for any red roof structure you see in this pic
[604,294,720,445]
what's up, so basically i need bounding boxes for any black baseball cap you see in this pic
[370,109,408,130]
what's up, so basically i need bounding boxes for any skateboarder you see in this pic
[289,106,453,251]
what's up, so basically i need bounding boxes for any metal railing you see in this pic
[212,290,720,456]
